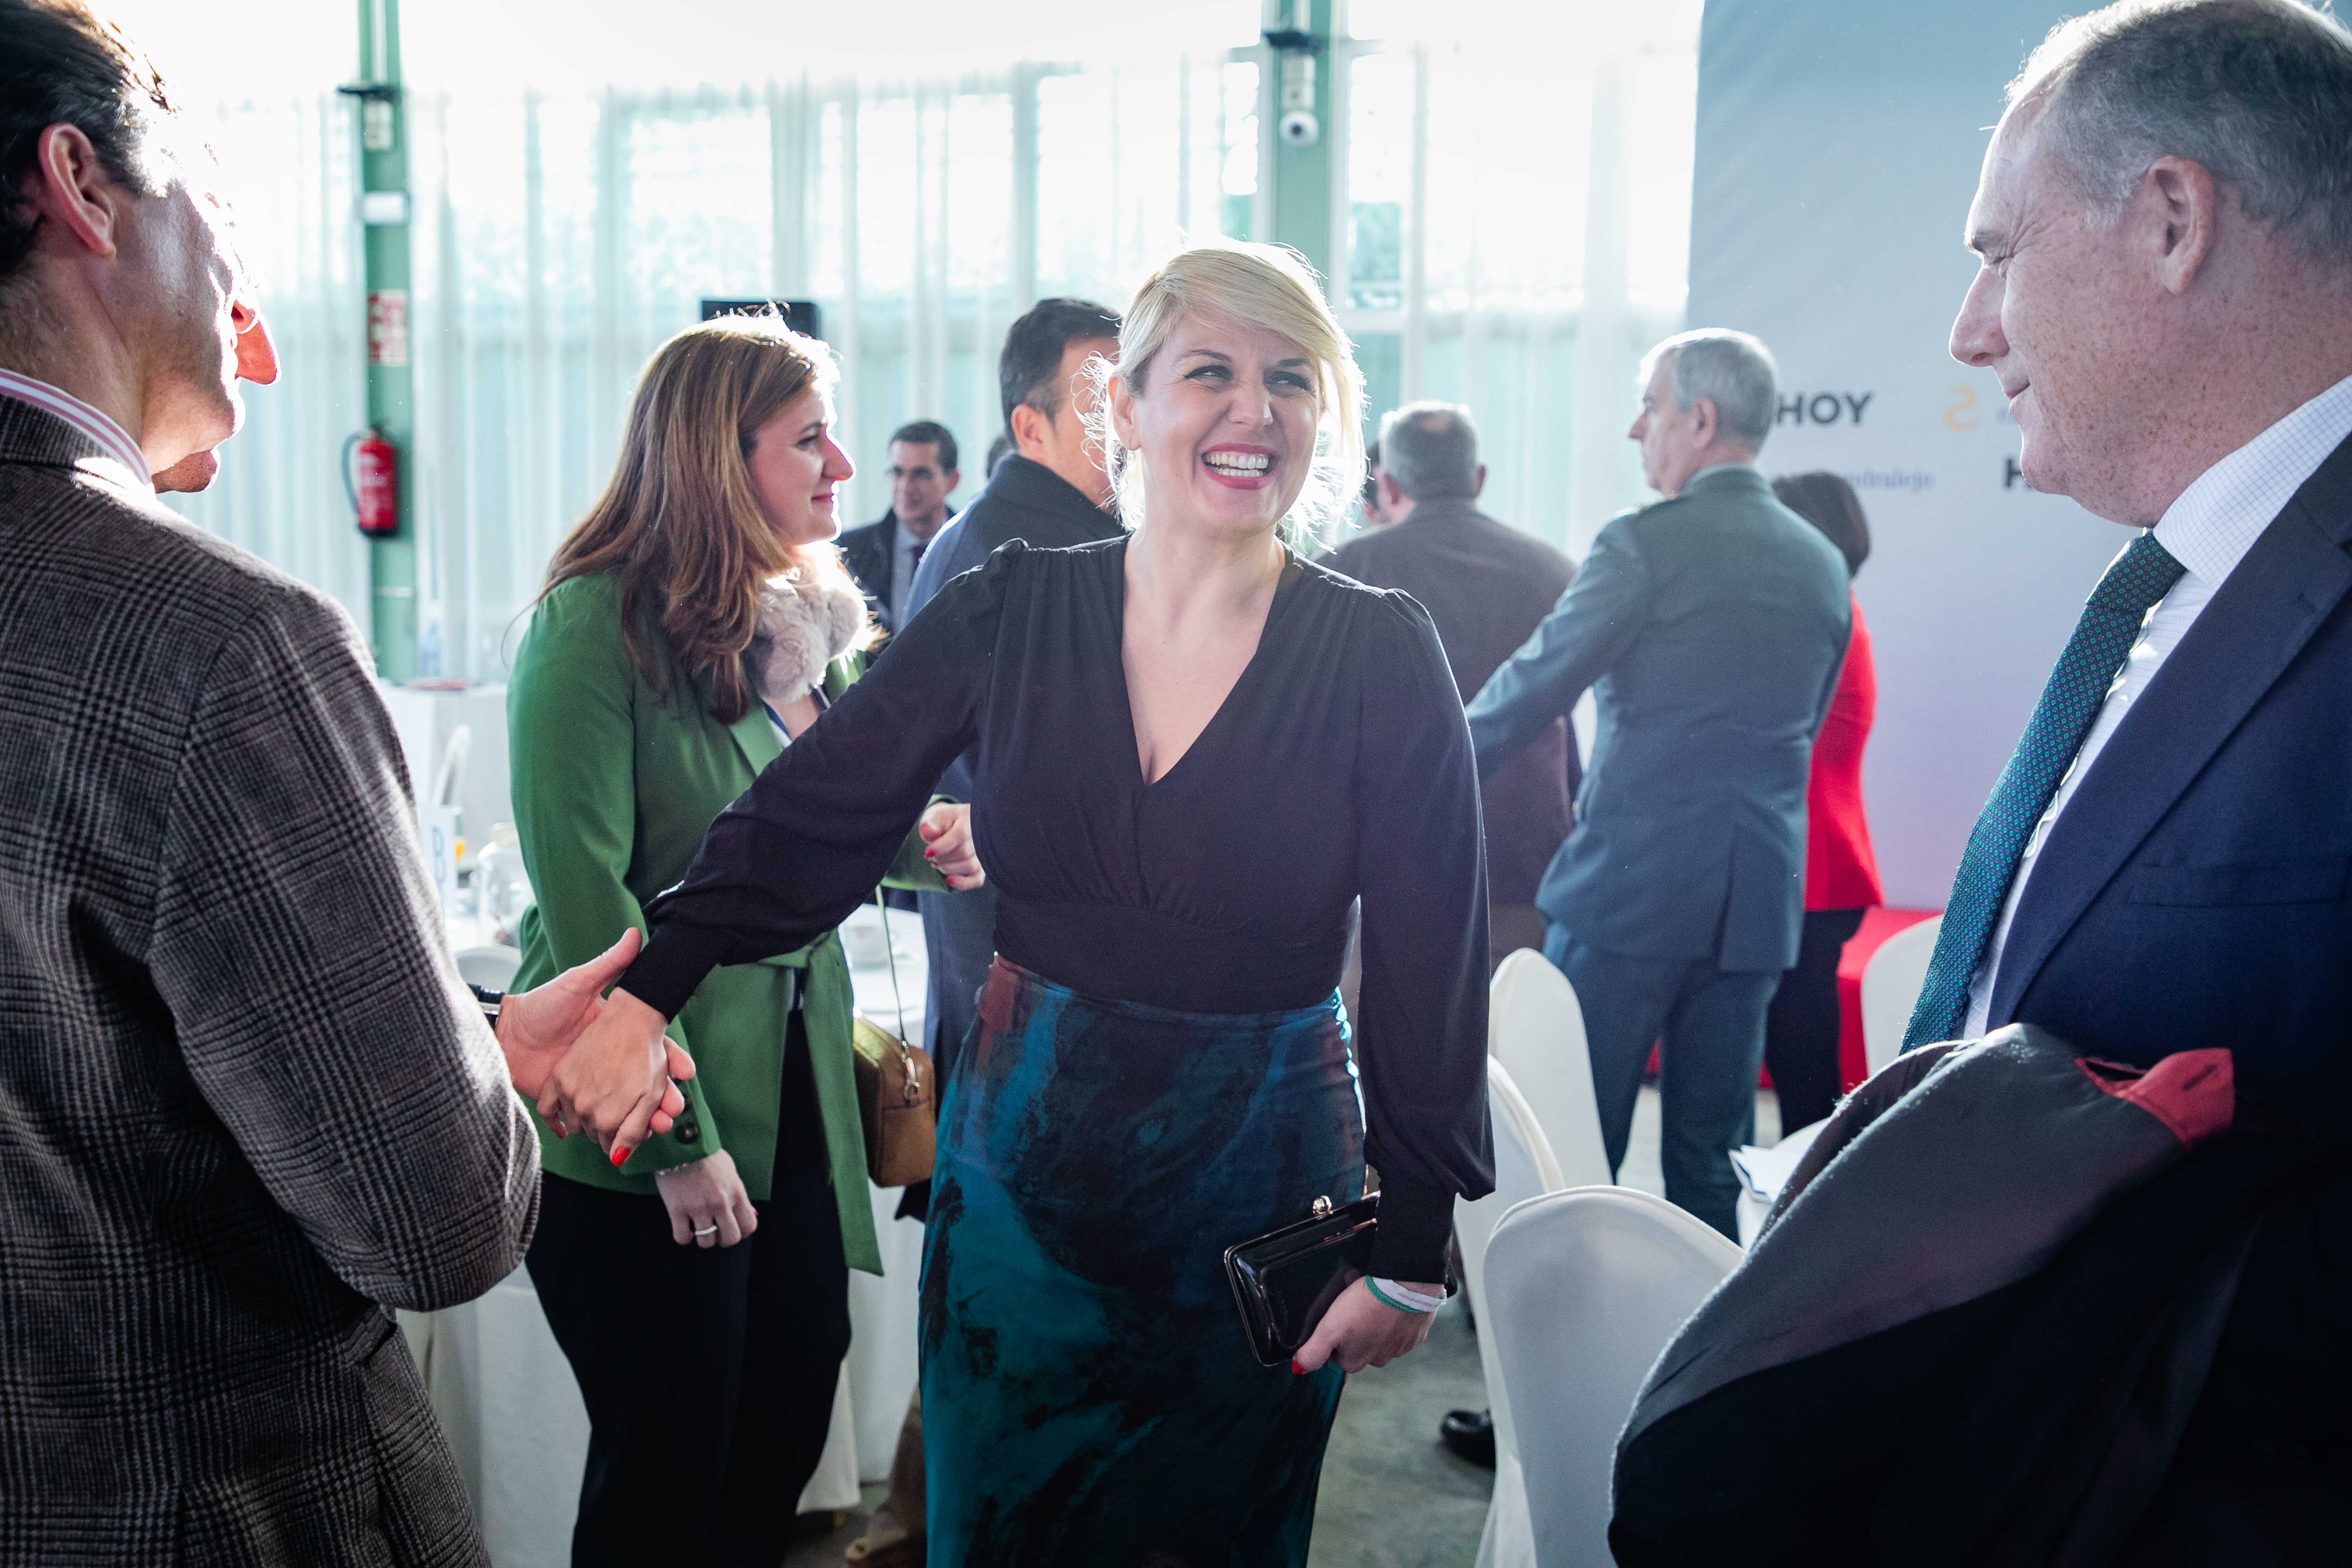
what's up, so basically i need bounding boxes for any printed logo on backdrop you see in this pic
[1778,391,1876,427]
[1769,386,1936,494]
[1944,382,2030,487]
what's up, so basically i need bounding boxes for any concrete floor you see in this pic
[781,1083,1786,1568]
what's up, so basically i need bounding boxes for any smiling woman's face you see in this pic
[744,387,854,546]
[1111,313,1321,540]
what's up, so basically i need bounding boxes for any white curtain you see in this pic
[171,53,1258,681]
[157,0,1700,674]
[165,92,374,627]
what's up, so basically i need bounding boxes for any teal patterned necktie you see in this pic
[1904,533,2186,1047]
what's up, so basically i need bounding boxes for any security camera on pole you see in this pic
[1264,0,1334,274]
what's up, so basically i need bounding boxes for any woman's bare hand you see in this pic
[655,1150,759,1248]
[918,802,985,889]
[534,987,692,1162]
[1292,1277,1440,1374]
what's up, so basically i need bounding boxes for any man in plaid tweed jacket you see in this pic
[0,4,671,1561]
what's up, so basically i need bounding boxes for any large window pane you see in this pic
[1220,60,1260,240]
[625,101,772,316]
[946,94,1015,298]
[1347,52,1410,312]
[1625,50,1697,310]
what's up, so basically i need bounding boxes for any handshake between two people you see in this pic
[494,802,986,1169]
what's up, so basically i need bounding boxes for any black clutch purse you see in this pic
[1222,1192,1382,1367]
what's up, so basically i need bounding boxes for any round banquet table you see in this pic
[410,903,930,1565]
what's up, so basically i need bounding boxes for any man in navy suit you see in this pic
[897,298,1123,1083]
[843,300,1120,1568]
[1913,0,2352,1541]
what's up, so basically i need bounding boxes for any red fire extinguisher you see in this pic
[344,428,399,537]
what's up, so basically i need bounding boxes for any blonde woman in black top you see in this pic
[539,242,1494,1566]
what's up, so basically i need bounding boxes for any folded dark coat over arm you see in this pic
[1609,1028,2340,1568]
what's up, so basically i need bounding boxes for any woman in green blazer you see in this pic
[507,315,980,1568]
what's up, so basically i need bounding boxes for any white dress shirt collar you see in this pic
[2152,371,2352,586]
[0,368,153,491]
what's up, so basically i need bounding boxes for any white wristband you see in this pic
[1366,1276,1444,1313]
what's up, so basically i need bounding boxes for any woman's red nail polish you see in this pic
[609,1144,630,1169]
[1290,1359,1303,1376]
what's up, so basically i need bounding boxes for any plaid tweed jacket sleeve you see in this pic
[144,571,541,1309]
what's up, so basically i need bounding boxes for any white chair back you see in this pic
[1459,1059,1566,1568]
[1484,1188,1743,1567]
[1859,915,1942,1072]
[1486,948,1612,1188]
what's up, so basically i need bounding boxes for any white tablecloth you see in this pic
[412,904,929,1565]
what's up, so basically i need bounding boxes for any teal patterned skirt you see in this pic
[920,958,1366,1566]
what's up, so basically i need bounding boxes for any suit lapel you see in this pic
[725,702,783,777]
[1990,462,2352,1022]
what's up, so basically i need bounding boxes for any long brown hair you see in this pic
[542,313,873,723]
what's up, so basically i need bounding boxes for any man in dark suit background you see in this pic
[1326,401,1578,964]
[1912,0,2352,1539]
[896,297,1123,1083]
[838,419,959,633]
[0,4,658,1561]
[1466,330,1850,1238]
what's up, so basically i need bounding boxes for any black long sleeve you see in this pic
[1351,596,1496,1277]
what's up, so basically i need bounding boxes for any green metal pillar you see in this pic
[347,0,417,681]
[1266,0,1338,281]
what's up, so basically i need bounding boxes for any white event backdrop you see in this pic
[1687,0,2139,909]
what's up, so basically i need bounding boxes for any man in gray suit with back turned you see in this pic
[1466,330,1850,1238]
[0,5,655,1560]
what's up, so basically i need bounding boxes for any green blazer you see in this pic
[507,572,940,1275]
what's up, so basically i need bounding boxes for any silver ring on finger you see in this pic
[693,1223,718,1238]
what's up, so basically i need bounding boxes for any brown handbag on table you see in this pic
[850,891,937,1188]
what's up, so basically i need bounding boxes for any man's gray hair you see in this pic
[2011,0,2352,272]
[1638,329,1778,451]
[1376,401,1481,500]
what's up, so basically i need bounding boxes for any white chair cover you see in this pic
[1484,1188,1743,1567]
[1486,948,1613,1188]
[1462,1060,1565,1568]
[1859,915,1943,1072]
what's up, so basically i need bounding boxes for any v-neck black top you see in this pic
[626,535,1495,1276]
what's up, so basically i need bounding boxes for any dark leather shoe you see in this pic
[1441,1408,1496,1468]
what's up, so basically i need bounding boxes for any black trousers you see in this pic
[527,1012,851,1568]
[1761,908,1866,1133]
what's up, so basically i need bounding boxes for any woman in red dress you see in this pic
[1763,472,1882,1131]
